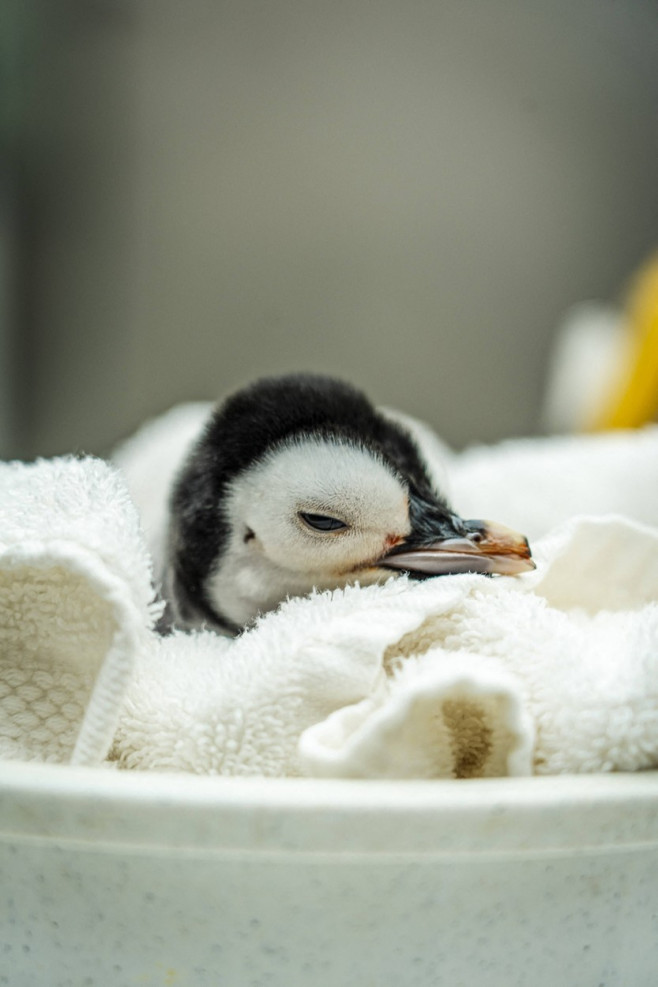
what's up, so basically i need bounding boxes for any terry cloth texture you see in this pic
[110,513,658,779]
[0,457,158,765]
[2,422,658,779]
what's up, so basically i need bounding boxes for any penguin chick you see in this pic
[164,374,534,634]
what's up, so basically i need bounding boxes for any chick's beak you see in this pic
[378,518,535,577]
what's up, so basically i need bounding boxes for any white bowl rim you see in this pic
[1,761,657,860]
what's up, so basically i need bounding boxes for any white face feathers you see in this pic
[206,437,411,627]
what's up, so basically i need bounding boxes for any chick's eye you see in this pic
[299,512,347,532]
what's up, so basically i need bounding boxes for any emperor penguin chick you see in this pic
[164,374,533,634]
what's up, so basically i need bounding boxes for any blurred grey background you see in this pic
[3,0,658,459]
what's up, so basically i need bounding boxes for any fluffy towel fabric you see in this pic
[112,575,533,777]
[449,426,658,542]
[0,457,158,764]
[300,515,658,778]
[2,424,658,779]
[111,513,658,778]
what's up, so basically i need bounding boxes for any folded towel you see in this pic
[3,424,658,780]
[300,515,658,778]
[111,574,533,777]
[110,513,658,779]
[0,457,158,765]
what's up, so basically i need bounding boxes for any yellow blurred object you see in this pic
[590,253,658,430]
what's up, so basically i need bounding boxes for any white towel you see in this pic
[112,402,212,578]
[299,514,658,778]
[2,424,658,780]
[450,426,658,541]
[0,457,158,764]
[109,512,658,779]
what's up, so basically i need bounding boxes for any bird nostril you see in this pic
[461,518,488,543]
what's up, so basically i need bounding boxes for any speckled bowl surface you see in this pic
[1,762,657,987]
